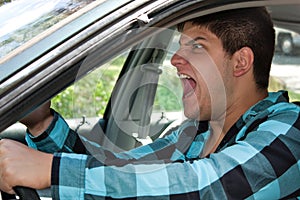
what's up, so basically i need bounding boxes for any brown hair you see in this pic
[179,7,275,89]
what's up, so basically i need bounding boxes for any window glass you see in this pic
[270,26,300,102]
[150,32,185,125]
[51,52,126,119]
[0,0,97,59]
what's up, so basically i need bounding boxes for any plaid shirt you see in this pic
[26,91,300,199]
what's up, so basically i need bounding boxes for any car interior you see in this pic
[1,1,300,199]
[3,3,300,150]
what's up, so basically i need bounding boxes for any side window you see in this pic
[270,27,300,102]
[51,53,127,119]
[0,0,95,59]
[148,32,184,140]
[151,46,183,122]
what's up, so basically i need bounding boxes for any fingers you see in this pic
[0,139,53,193]
[0,139,19,194]
[0,140,35,193]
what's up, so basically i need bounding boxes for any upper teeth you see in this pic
[178,74,191,79]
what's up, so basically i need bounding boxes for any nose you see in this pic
[170,49,188,69]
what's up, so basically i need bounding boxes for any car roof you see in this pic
[269,3,300,33]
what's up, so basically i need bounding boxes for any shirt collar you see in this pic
[241,90,289,124]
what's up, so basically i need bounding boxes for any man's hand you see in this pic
[0,139,53,194]
[19,101,53,137]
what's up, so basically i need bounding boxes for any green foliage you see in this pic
[287,90,300,102]
[154,86,182,111]
[51,57,182,119]
[51,56,125,118]
[153,67,182,112]
[51,86,75,118]
[52,65,121,118]
[269,76,300,102]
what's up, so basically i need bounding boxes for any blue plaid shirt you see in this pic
[26,91,300,199]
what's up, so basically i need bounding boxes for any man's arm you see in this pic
[22,101,201,160]
[0,106,200,195]
[20,101,53,137]
[20,101,90,154]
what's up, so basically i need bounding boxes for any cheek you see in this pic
[197,84,211,108]
[194,71,227,119]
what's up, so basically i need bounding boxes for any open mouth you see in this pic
[178,73,196,98]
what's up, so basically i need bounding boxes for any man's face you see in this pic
[171,22,231,121]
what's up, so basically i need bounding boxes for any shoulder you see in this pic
[268,101,300,119]
[238,101,300,141]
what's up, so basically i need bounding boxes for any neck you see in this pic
[201,88,268,157]
[218,88,268,135]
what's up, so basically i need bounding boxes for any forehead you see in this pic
[179,22,218,43]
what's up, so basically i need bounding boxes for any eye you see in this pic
[192,43,203,49]
[191,43,204,53]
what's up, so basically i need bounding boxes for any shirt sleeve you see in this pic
[25,109,88,154]
[50,106,300,199]
[25,109,199,159]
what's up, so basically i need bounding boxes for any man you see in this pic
[1,7,300,199]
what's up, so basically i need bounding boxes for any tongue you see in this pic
[182,78,196,97]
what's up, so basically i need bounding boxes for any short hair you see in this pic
[179,7,275,89]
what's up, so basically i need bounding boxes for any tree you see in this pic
[0,0,11,6]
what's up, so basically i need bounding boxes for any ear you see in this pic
[232,47,254,77]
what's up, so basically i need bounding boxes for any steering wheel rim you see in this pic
[1,186,40,200]
[14,186,41,200]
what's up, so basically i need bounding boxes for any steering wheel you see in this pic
[1,186,40,200]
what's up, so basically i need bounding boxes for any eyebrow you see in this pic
[179,36,207,45]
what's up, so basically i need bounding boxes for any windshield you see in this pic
[0,0,97,59]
